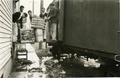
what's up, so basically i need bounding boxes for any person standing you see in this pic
[22,13,28,30]
[28,10,32,23]
[25,10,32,30]
[40,8,45,19]
[47,3,58,42]
[12,5,25,43]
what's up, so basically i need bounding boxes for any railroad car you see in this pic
[51,0,120,73]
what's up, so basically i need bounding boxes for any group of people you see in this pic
[13,2,58,43]
[39,2,58,43]
[13,5,33,42]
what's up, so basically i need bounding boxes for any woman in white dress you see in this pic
[22,12,31,30]
[26,10,32,30]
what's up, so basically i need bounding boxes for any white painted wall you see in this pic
[0,0,13,78]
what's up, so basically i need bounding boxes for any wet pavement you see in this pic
[8,43,65,78]
[61,60,104,77]
[8,43,120,78]
[8,43,46,78]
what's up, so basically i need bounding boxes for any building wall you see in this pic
[0,0,13,78]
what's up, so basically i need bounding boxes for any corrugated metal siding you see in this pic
[0,0,12,70]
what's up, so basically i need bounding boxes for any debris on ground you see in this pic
[44,58,66,78]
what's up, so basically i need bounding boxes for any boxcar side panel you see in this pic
[58,0,64,41]
[64,0,119,54]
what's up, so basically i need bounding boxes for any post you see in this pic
[40,0,44,14]
[32,0,34,14]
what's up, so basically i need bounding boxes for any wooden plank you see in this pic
[0,26,12,33]
[0,21,12,31]
[0,52,11,70]
[0,22,12,32]
[1,0,11,19]
[0,1,12,26]
[31,17,45,28]
[0,38,11,43]
[5,0,12,14]
[0,14,10,27]
[0,30,12,35]
[0,16,12,29]
[0,0,11,21]
[0,7,12,25]
[0,49,11,62]
[6,0,12,19]
[0,10,12,27]
[0,0,12,71]
[0,42,11,50]
[31,26,45,29]
[0,48,11,60]
[0,32,11,37]
[0,3,12,22]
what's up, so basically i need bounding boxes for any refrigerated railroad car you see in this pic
[51,0,120,64]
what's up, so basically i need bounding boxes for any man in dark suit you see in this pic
[12,5,24,43]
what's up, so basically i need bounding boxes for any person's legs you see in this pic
[46,22,50,42]
[17,23,21,43]
[13,23,18,42]
[51,23,57,41]
[49,23,53,41]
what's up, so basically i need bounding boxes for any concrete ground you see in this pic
[8,43,50,78]
[8,43,103,78]
[8,42,115,78]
